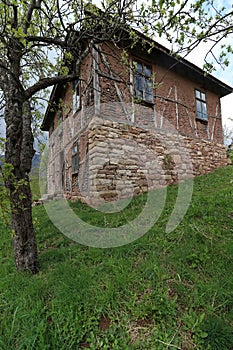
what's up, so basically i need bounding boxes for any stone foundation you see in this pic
[69,116,228,205]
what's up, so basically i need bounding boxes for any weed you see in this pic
[200,315,233,350]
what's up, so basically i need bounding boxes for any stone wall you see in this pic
[79,116,228,205]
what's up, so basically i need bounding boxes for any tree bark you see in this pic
[10,174,39,274]
[5,88,39,274]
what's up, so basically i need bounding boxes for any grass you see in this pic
[0,166,233,349]
[30,171,41,200]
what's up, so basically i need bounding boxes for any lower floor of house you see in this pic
[44,116,229,206]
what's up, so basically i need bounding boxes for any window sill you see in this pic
[134,98,154,107]
[196,117,208,124]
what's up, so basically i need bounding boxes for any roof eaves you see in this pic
[41,84,59,131]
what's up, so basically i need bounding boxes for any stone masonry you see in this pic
[68,116,228,205]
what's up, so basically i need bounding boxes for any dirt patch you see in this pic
[99,315,111,332]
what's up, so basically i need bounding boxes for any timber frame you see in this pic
[41,30,232,202]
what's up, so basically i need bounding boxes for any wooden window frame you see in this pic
[73,79,81,114]
[71,142,79,174]
[134,60,154,104]
[195,89,208,121]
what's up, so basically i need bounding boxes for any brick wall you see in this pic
[154,64,224,143]
[50,43,225,147]
[87,43,224,144]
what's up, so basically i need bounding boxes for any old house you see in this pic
[41,30,232,205]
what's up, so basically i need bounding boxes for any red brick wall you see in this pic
[98,42,131,105]
[50,44,224,144]
[154,64,223,143]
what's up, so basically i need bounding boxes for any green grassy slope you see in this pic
[0,166,233,349]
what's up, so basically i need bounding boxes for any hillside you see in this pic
[0,166,233,349]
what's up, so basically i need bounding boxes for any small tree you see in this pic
[0,0,232,273]
[0,0,140,273]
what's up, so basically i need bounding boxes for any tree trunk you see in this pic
[11,174,39,274]
[5,90,39,274]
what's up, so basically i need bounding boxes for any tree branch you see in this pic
[24,38,95,100]
[26,35,66,47]
[24,74,77,100]
[23,0,42,34]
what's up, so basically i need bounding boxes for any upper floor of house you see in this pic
[42,33,232,144]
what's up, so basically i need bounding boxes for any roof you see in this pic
[41,83,65,131]
[41,29,233,131]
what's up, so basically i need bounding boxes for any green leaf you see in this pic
[199,331,208,338]
[158,0,164,9]
[199,312,206,323]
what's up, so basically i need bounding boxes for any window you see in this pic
[195,89,208,121]
[135,61,153,103]
[73,80,81,113]
[71,143,79,174]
